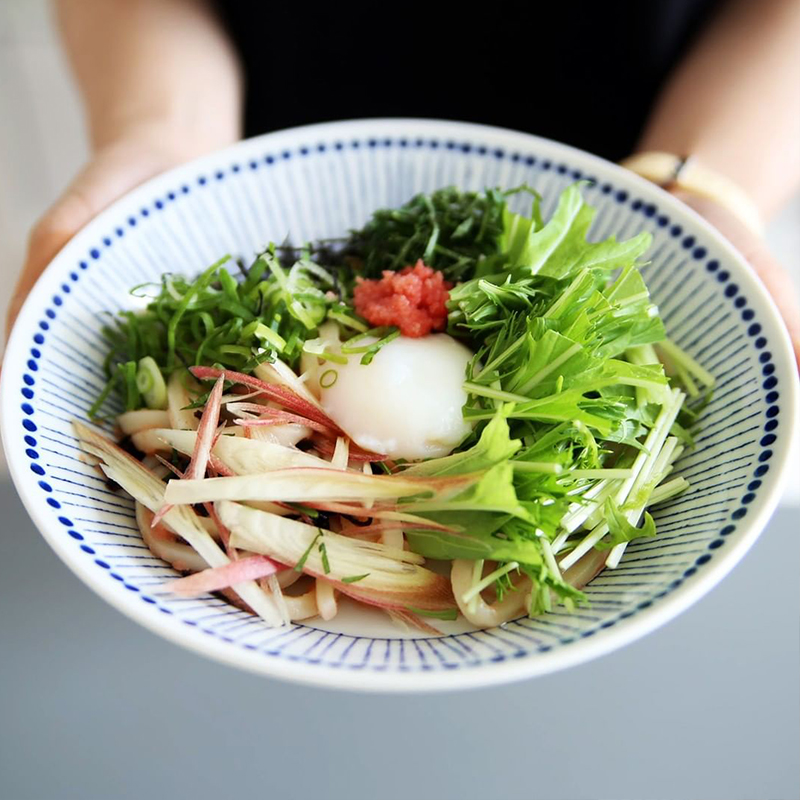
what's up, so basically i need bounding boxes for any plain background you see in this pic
[1,3,798,799]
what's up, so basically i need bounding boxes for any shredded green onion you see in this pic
[318,539,331,574]
[341,573,370,584]
[294,531,322,573]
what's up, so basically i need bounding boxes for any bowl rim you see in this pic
[2,117,797,692]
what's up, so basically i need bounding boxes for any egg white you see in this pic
[318,334,474,460]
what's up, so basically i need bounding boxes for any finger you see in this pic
[671,190,800,369]
[5,143,173,341]
[6,187,95,340]
[732,237,800,360]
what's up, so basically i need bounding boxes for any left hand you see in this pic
[669,189,800,370]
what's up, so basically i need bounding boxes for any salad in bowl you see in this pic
[75,182,712,633]
[5,119,792,690]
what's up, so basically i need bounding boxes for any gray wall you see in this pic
[1,480,797,800]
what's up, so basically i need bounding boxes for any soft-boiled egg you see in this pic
[317,334,474,460]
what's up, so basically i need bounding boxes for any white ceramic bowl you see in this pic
[2,119,797,691]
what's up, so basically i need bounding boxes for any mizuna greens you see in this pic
[76,183,712,631]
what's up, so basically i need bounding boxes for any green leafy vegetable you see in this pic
[401,416,580,605]
[595,499,657,550]
[84,180,710,624]
[401,413,520,477]
[395,184,689,610]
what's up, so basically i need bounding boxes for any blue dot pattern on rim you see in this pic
[9,128,782,675]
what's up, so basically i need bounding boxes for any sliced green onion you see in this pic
[253,322,286,352]
[136,356,167,410]
[319,351,348,365]
[218,344,253,358]
[164,274,184,302]
[120,360,141,412]
[240,253,269,295]
[328,308,369,332]
[218,267,239,301]
[239,319,260,340]
[320,369,339,388]
[88,370,121,419]
[166,255,230,368]
[129,281,162,299]
[358,329,401,365]
[340,326,393,354]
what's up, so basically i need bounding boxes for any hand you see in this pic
[670,190,800,370]
[4,127,191,341]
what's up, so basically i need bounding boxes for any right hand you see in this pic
[670,190,800,370]
[5,128,191,341]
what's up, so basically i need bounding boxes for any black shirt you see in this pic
[217,0,722,162]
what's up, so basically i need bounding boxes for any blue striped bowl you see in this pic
[2,120,797,691]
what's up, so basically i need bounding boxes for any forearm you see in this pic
[637,0,800,220]
[56,0,242,157]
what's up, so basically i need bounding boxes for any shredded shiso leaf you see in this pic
[347,186,512,282]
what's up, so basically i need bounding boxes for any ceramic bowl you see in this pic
[2,119,796,691]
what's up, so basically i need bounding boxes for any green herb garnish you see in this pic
[319,369,338,388]
[318,539,331,574]
[294,531,322,573]
[341,573,370,584]
[406,607,459,621]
